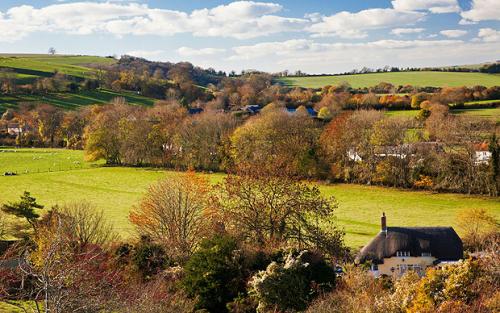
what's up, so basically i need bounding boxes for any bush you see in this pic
[249,250,335,312]
[181,235,245,313]
[132,237,169,280]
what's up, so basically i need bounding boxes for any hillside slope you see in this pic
[279,71,500,88]
[0,54,116,82]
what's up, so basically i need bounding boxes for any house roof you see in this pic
[188,108,203,115]
[356,227,463,264]
[243,105,261,113]
[285,107,317,117]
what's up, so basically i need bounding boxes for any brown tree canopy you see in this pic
[210,169,347,258]
[129,173,211,261]
[231,107,321,177]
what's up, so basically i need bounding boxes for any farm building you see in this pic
[286,107,317,117]
[242,105,261,114]
[356,213,463,277]
[7,123,23,136]
[474,142,492,165]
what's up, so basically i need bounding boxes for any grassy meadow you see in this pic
[0,149,498,248]
[0,55,156,112]
[385,106,500,121]
[0,89,156,112]
[279,71,500,88]
[0,54,116,80]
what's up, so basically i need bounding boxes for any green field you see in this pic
[0,54,158,112]
[0,149,498,248]
[279,71,500,88]
[385,106,500,121]
[0,89,156,112]
[0,54,116,81]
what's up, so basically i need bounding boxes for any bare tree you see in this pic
[130,173,211,262]
[57,202,117,248]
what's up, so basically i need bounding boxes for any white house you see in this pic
[7,123,23,136]
[475,150,492,165]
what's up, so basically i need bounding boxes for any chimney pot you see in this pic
[381,212,387,233]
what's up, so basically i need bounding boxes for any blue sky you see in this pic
[0,0,499,73]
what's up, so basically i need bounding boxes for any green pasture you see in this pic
[385,106,500,121]
[0,149,498,248]
[0,54,116,80]
[0,148,103,174]
[0,89,156,112]
[278,71,500,88]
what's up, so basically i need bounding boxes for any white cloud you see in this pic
[223,38,499,73]
[0,1,308,42]
[391,0,460,13]
[230,38,464,60]
[440,29,468,38]
[477,28,500,42]
[308,8,425,38]
[391,28,425,35]
[177,47,226,57]
[461,0,500,23]
[126,50,164,58]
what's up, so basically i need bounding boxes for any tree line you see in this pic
[274,61,500,77]
[2,90,498,195]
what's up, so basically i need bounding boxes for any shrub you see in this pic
[182,235,245,313]
[132,237,169,280]
[249,250,335,312]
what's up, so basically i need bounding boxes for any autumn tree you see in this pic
[84,100,133,164]
[146,101,188,166]
[130,173,211,262]
[211,169,347,258]
[0,68,17,94]
[60,110,87,149]
[118,108,152,165]
[319,110,384,183]
[231,107,321,177]
[176,112,239,171]
[35,104,64,146]
[370,117,414,187]
[456,208,499,252]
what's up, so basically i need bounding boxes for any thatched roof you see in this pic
[356,227,463,264]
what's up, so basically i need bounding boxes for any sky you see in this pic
[0,0,499,73]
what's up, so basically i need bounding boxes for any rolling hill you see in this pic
[0,89,156,112]
[278,71,500,88]
[0,54,116,83]
[0,55,155,112]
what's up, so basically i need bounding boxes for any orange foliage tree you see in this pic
[130,172,212,261]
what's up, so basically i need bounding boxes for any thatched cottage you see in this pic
[356,213,463,277]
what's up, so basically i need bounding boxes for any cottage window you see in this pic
[396,251,410,257]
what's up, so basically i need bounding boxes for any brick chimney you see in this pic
[381,212,387,233]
